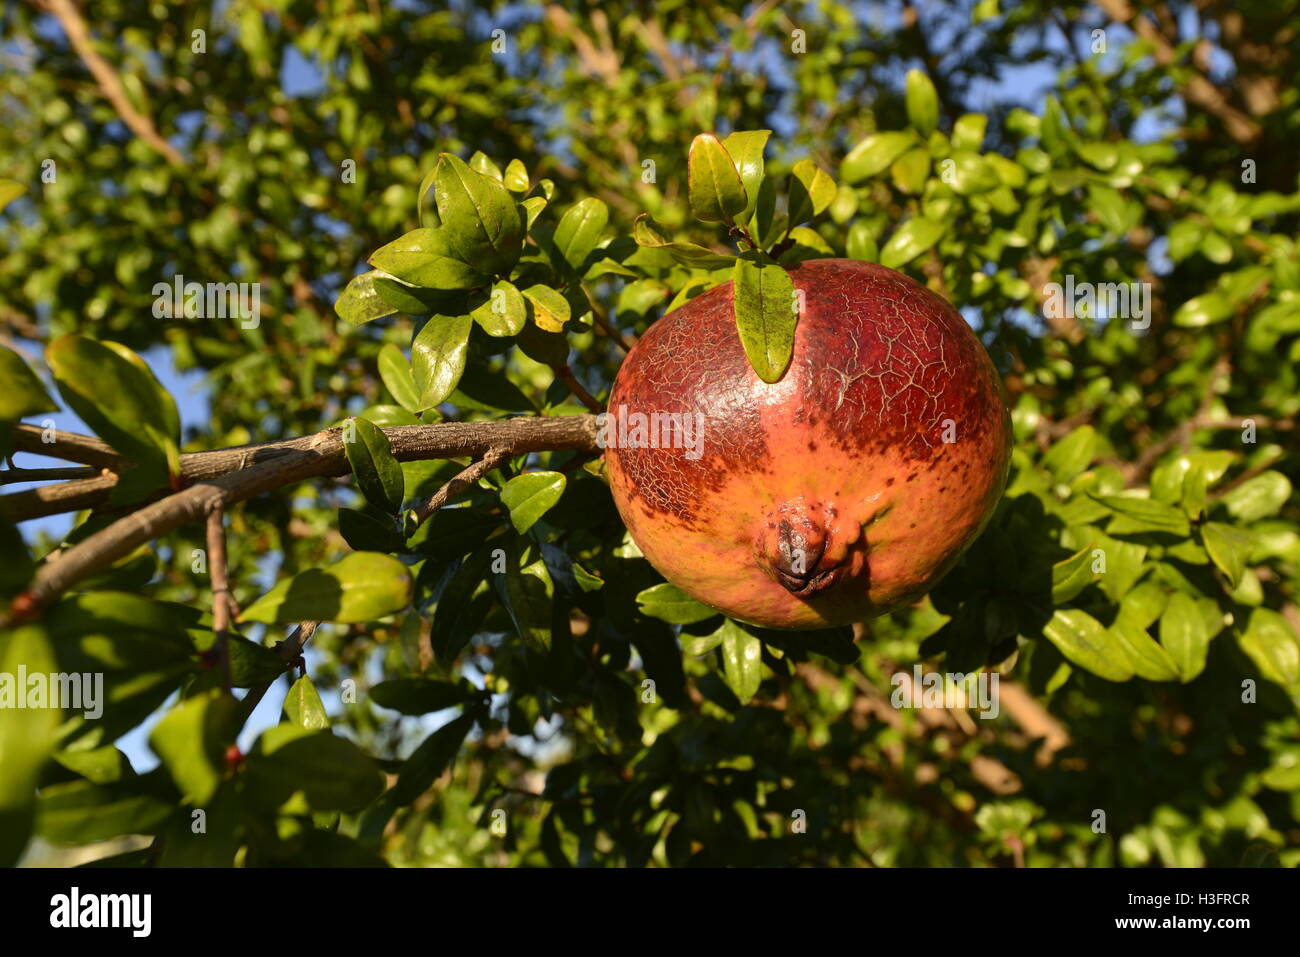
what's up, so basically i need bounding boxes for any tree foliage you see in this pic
[1,0,1298,868]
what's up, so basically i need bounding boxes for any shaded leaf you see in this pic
[377,343,420,412]
[636,582,718,625]
[0,345,58,420]
[241,552,413,624]
[344,415,405,514]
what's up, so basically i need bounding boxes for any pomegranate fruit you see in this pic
[604,258,1011,630]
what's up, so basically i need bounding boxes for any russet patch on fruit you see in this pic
[605,258,1012,630]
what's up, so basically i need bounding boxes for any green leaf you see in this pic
[632,214,737,268]
[945,152,1001,195]
[411,314,472,411]
[45,591,199,663]
[788,158,836,225]
[636,582,718,625]
[1042,609,1134,681]
[503,158,530,193]
[336,270,399,325]
[0,345,57,420]
[470,280,527,337]
[1076,142,1119,170]
[721,130,771,221]
[1202,233,1233,264]
[499,546,554,652]
[572,562,605,592]
[225,633,289,686]
[344,415,405,514]
[36,777,174,845]
[369,227,486,290]
[719,621,764,703]
[431,153,524,275]
[520,196,547,229]
[905,69,940,136]
[1151,449,1237,504]
[468,150,503,181]
[240,552,413,624]
[1097,494,1191,536]
[429,551,495,662]
[499,471,566,534]
[1160,592,1211,683]
[846,221,878,262]
[1050,546,1095,603]
[1201,522,1252,588]
[1173,292,1232,328]
[0,626,60,865]
[841,131,916,184]
[0,518,33,599]
[389,711,476,805]
[681,629,726,657]
[687,133,747,223]
[53,746,132,785]
[284,675,329,730]
[521,284,571,333]
[1237,608,1300,688]
[0,178,26,213]
[372,275,444,315]
[377,343,421,412]
[951,114,988,150]
[516,320,568,365]
[148,689,237,805]
[371,678,472,715]
[1220,471,1291,522]
[879,216,944,269]
[451,362,537,414]
[339,507,405,553]
[46,335,180,491]
[552,197,609,272]
[247,725,383,812]
[1110,620,1179,682]
[1086,184,1128,236]
[1042,425,1097,482]
[732,257,799,383]
[889,148,931,194]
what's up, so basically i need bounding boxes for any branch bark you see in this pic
[408,445,511,529]
[206,507,233,692]
[4,415,600,622]
[5,416,601,521]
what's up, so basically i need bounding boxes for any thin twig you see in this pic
[551,364,603,412]
[205,506,233,692]
[10,424,120,467]
[0,465,98,484]
[2,474,117,519]
[237,622,321,724]
[408,446,511,530]
[43,0,186,166]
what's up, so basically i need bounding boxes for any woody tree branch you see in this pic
[1093,0,1262,143]
[3,415,602,625]
[41,0,187,167]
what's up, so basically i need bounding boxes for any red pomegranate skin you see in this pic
[604,258,1011,630]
